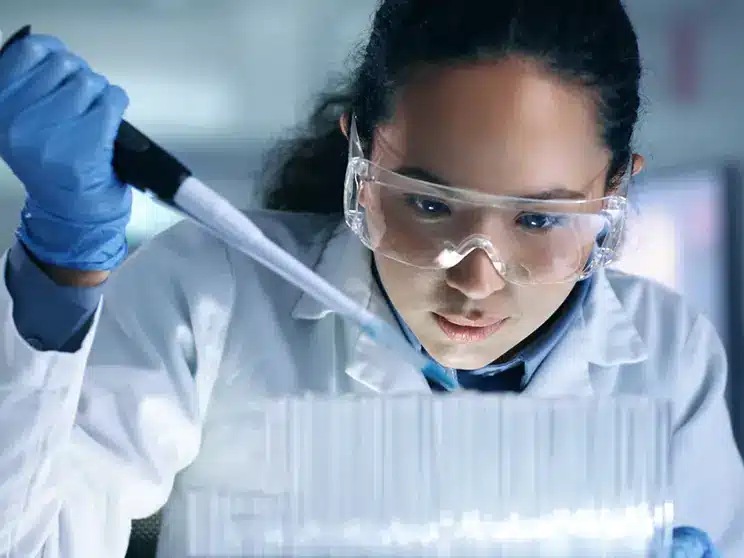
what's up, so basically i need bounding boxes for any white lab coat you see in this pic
[0,210,743,557]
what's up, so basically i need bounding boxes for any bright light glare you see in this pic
[259,503,672,548]
[614,210,679,290]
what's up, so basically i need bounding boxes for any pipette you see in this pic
[0,25,459,392]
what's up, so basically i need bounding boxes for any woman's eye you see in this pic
[405,195,452,217]
[516,212,567,231]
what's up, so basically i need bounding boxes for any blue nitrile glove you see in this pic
[671,526,721,557]
[0,33,131,271]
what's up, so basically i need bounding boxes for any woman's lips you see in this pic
[433,313,508,343]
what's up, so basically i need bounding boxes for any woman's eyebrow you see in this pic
[527,188,587,200]
[393,166,450,186]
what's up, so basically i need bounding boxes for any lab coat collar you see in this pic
[291,222,375,321]
[522,270,648,396]
[581,270,648,367]
[291,222,430,393]
[292,224,648,392]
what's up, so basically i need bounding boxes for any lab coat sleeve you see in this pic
[672,313,744,555]
[0,223,236,558]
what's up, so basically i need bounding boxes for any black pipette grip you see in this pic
[1,25,193,202]
[113,121,192,202]
[0,25,31,55]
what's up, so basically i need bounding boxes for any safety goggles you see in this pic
[343,117,629,285]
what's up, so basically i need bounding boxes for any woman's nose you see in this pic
[444,248,507,300]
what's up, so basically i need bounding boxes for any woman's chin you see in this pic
[424,341,505,371]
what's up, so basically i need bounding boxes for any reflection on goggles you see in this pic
[343,118,629,285]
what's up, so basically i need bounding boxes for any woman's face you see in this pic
[363,57,639,370]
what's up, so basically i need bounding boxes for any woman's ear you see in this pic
[339,113,350,139]
[631,153,645,176]
[608,154,645,193]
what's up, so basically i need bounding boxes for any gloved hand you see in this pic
[0,33,131,271]
[672,526,721,557]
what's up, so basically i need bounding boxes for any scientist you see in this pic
[0,0,739,556]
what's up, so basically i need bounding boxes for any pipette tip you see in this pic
[423,361,459,392]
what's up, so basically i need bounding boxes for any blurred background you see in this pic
[0,1,743,438]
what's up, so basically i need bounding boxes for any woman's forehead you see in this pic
[374,58,610,196]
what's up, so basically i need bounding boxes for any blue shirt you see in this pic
[372,263,594,392]
[5,240,103,352]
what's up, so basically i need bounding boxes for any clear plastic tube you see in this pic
[184,394,673,557]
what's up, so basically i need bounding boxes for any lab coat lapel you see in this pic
[291,224,430,394]
[291,225,373,321]
[345,285,431,393]
[582,271,648,368]
[523,316,594,396]
[524,270,648,396]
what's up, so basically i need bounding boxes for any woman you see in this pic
[0,0,739,556]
